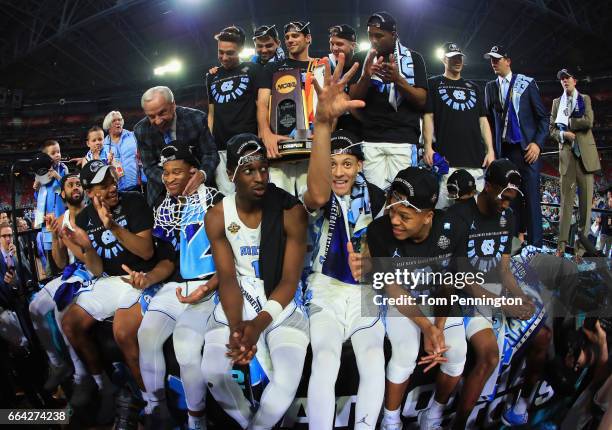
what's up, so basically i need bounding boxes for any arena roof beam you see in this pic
[0,0,149,72]
[460,0,499,51]
[511,0,612,48]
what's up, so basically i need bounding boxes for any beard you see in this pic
[65,194,84,206]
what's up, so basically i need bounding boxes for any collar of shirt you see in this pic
[1,249,11,263]
[498,71,513,87]
[169,114,177,138]
[106,129,127,145]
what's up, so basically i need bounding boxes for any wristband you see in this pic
[261,300,283,322]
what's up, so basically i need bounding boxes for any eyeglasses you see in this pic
[284,21,310,34]
[385,191,423,213]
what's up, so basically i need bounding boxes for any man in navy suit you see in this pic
[1,222,20,296]
[484,45,548,247]
[134,86,220,206]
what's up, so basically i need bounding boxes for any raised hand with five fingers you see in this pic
[313,52,365,125]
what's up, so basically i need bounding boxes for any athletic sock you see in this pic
[92,373,111,391]
[382,407,401,424]
[513,395,529,415]
[429,399,445,419]
[188,414,206,429]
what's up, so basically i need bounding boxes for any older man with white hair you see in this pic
[102,111,144,192]
[134,86,219,206]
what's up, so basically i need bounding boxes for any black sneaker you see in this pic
[114,388,146,430]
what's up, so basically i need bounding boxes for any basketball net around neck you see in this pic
[154,186,218,236]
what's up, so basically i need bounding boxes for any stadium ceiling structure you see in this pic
[1,0,611,100]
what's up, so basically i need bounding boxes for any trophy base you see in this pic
[274,139,312,163]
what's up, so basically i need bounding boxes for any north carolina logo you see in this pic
[221,81,234,92]
[481,239,495,256]
[211,76,250,104]
[227,222,241,234]
[275,75,297,94]
[453,90,466,100]
[491,46,499,53]
[439,86,477,111]
[90,160,104,172]
[449,43,458,51]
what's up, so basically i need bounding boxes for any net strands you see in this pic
[153,187,217,236]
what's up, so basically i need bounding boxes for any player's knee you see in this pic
[311,347,341,380]
[478,347,499,373]
[173,335,199,367]
[387,344,418,384]
[61,308,82,339]
[113,323,136,347]
[137,323,162,353]
[442,341,467,377]
[28,297,44,319]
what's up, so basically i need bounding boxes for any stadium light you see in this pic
[154,59,183,76]
[435,47,445,61]
[239,48,255,61]
[358,41,371,51]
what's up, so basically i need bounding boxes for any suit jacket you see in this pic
[134,106,220,206]
[484,75,548,157]
[0,252,20,310]
[549,94,601,174]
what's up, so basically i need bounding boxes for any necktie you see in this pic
[501,78,508,105]
[163,130,173,145]
[566,97,581,158]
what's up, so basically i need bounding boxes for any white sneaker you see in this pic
[380,421,403,430]
[418,407,443,430]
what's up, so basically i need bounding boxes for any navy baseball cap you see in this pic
[329,24,356,42]
[159,141,200,168]
[215,25,246,46]
[485,158,522,191]
[284,21,311,35]
[80,160,115,189]
[557,68,576,80]
[446,169,476,199]
[442,42,465,58]
[226,133,267,171]
[484,45,510,59]
[253,24,279,41]
[390,167,439,210]
[366,12,397,32]
[330,130,364,160]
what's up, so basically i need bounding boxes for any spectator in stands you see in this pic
[600,189,612,257]
[134,86,219,206]
[349,11,428,190]
[423,41,495,209]
[102,111,145,192]
[0,212,9,225]
[484,45,548,247]
[32,144,68,276]
[78,126,108,168]
[1,223,19,290]
[550,68,602,256]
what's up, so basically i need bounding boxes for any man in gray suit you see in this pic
[550,68,601,256]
